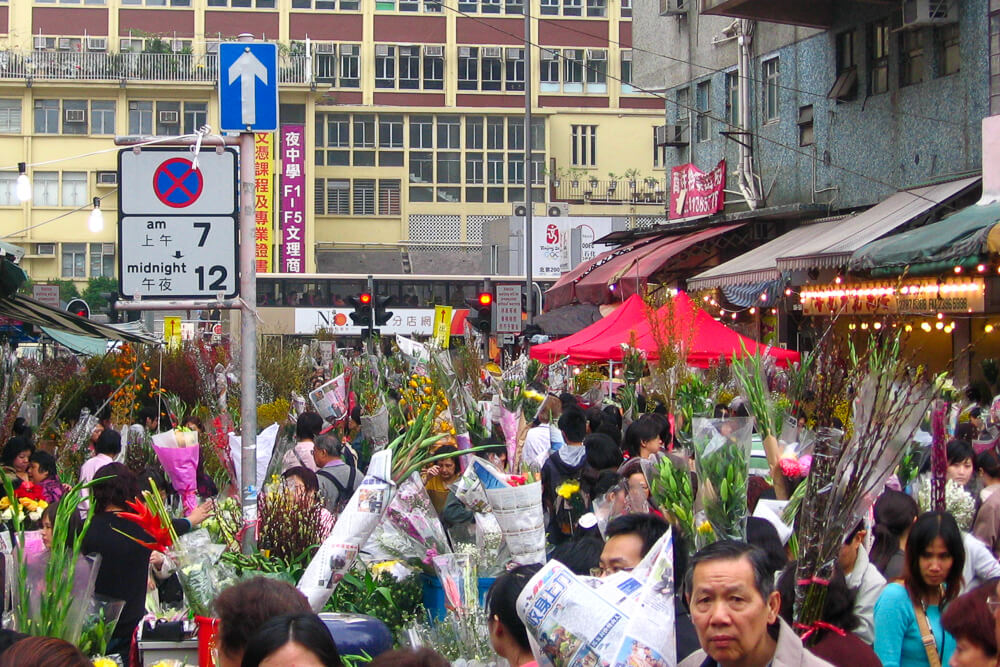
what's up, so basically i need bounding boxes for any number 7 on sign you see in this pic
[194,222,210,247]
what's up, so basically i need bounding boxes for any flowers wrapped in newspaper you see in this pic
[381,472,451,568]
[692,417,754,542]
[298,449,397,611]
[309,373,349,423]
[362,405,391,452]
[449,460,509,574]
[473,458,546,566]
[151,428,201,514]
[517,529,677,667]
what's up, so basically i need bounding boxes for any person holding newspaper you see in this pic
[681,540,833,667]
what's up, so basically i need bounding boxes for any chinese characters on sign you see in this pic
[669,160,726,220]
[254,133,274,273]
[294,308,438,336]
[494,284,522,334]
[280,125,306,273]
[800,279,985,316]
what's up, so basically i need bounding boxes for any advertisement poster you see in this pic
[280,125,306,273]
[669,160,726,221]
[253,133,274,273]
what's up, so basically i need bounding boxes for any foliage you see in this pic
[572,366,605,394]
[649,458,696,546]
[257,398,291,428]
[81,277,117,313]
[257,477,327,562]
[642,291,699,415]
[257,339,312,406]
[221,548,316,585]
[325,564,423,635]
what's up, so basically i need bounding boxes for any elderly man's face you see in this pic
[688,556,780,667]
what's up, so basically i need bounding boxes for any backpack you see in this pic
[317,466,358,515]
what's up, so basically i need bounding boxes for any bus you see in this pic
[255,273,539,339]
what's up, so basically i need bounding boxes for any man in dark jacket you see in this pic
[541,405,592,544]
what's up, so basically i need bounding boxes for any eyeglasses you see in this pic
[589,566,634,578]
[987,595,1000,615]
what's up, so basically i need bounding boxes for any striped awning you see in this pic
[721,279,785,308]
[0,294,158,345]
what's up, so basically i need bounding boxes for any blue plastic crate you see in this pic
[421,573,496,621]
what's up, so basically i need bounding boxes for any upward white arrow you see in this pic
[228,49,269,126]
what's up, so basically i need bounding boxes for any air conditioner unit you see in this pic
[121,38,142,52]
[375,44,391,57]
[102,242,115,254]
[86,37,107,51]
[622,49,633,62]
[511,202,530,217]
[901,0,956,26]
[587,49,606,60]
[171,39,186,52]
[158,110,179,124]
[547,202,569,217]
[506,47,524,60]
[35,243,55,256]
[482,47,502,59]
[96,171,118,186]
[33,36,50,51]
[540,48,556,61]
[659,0,687,15]
[58,38,74,50]
[399,45,418,56]
[459,46,473,58]
[315,42,336,54]
[205,41,220,54]
[64,109,86,123]
[654,124,686,146]
[424,45,444,57]
[341,44,359,56]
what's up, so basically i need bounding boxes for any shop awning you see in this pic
[687,219,847,290]
[545,224,743,309]
[775,176,981,272]
[0,294,158,345]
[849,201,1000,275]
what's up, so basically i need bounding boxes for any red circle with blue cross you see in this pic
[153,158,204,208]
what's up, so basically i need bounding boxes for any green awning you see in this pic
[40,326,109,355]
[849,201,1000,276]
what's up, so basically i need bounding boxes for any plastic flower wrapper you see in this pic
[918,479,975,530]
[77,595,125,659]
[431,552,479,616]
[452,459,493,513]
[18,550,100,644]
[649,457,695,546]
[403,606,499,665]
[593,477,650,539]
[692,417,754,541]
[169,530,236,617]
[382,472,450,570]
[152,428,201,514]
[298,449,397,611]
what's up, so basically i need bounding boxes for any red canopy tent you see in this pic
[529,294,647,363]
[530,291,800,368]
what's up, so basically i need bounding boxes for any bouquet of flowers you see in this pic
[650,457,696,546]
[151,427,201,514]
[918,478,975,530]
[474,460,545,566]
[692,417,754,541]
[382,473,451,569]
[0,481,49,526]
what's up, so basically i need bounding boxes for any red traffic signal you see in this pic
[65,298,90,319]
[359,292,372,305]
[477,292,493,307]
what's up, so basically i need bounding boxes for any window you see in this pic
[375,46,396,88]
[531,153,545,185]
[340,45,360,87]
[458,48,478,90]
[540,50,560,91]
[353,115,375,148]
[540,0,557,14]
[620,0,631,17]
[62,243,86,279]
[482,0,501,12]
[128,100,153,135]
[482,49,503,91]
[378,115,403,149]
[936,24,959,77]
[59,100,86,135]
[423,49,444,89]
[836,30,856,74]
[487,153,504,184]
[505,0,523,13]
[725,71,739,126]
[458,0,476,11]
[506,48,525,91]
[830,30,859,101]
[899,29,924,87]
[508,153,524,184]
[869,20,889,95]
[91,100,115,134]
[992,7,1000,115]
[798,105,814,147]
[437,116,460,149]
[33,172,58,206]
[183,102,207,134]
[62,171,87,206]
[410,152,433,183]
[466,117,483,149]
[398,46,420,89]
[695,80,710,141]
[324,179,350,214]
[621,50,634,93]
[34,99,59,134]
[762,57,779,123]
[652,127,666,168]
[676,86,689,126]
[507,118,524,150]
[378,180,400,215]
[437,151,461,183]
[206,0,275,5]
[0,174,17,206]
[90,243,114,278]
[411,116,434,148]
[571,125,596,166]
[586,49,607,93]
[0,99,20,133]
[487,117,504,149]
[586,0,605,16]
[563,0,581,15]
[353,179,375,215]
[563,49,583,92]
[327,115,350,147]
[466,152,484,184]
[156,101,180,135]
[531,117,545,150]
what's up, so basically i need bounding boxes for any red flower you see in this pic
[778,458,804,479]
[118,499,173,551]
[508,475,527,487]
[14,481,45,503]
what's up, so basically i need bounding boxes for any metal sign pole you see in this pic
[237,34,259,554]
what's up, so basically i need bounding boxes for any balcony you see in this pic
[554,178,668,205]
[699,0,895,28]
[0,51,309,85]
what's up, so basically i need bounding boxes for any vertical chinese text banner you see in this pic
[254,133,274,273]
[280,125,306,273]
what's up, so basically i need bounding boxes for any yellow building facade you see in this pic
[0,0,665,286]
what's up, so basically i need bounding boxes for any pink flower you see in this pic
[779,458,803,478]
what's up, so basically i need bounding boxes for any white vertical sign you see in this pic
[495,284,522,334]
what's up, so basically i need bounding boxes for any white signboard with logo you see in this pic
[295,307,437,336]
[527,217,614,279]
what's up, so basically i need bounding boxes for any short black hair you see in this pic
[28,450,57,479]
[978,449,1000,479]
[592,471,623,497]
[296,412,325,441]
[559,392,578,408]
[906,511,965,606]
[947,438,975,467]
[585,406,605,434]
[557,405,588,444]
[283,466,320,494]
[240,613,342,667]
[746,516,787,575]
[485,564,541,654]
[685,540,775,600]
[584,433,623,470]
[1,437,33,468]
[136,405,159,427]
[549,536,604,575]
[623,415,661,458]
[605,513,669,558]
[93,429,122,456]
[91,463,139,513]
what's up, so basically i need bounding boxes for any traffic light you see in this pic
[465,292,493,333]
[349,293,373,327]
[373,295,393,327]
[100,291,119,324]
[66,298,90,319]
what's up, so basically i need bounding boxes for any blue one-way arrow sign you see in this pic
[219,42,278,133]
